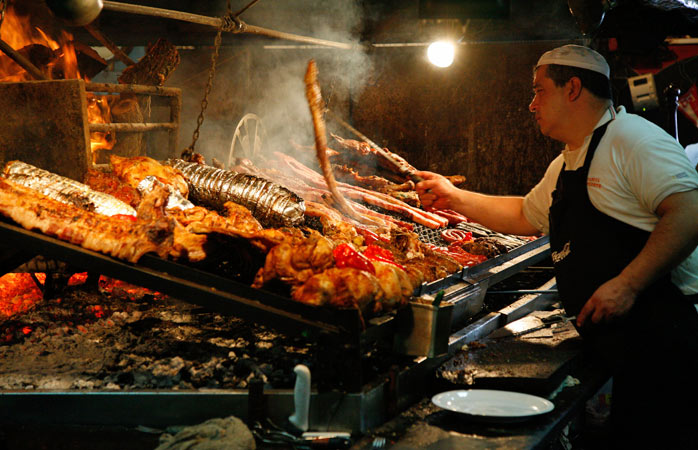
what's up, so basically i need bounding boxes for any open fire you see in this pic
[0,3,115,157]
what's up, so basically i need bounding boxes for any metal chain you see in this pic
[183,1,236,158]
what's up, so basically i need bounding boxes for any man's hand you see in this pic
[414,171,459,210]
[576,275,638,327]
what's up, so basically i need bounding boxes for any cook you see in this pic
[416,45,698,449]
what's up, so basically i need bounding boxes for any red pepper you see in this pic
[446,244,488,267]
[333,243,376,274]
[355,227,390,245]
[111,214,137,222]
[362,245,406,270]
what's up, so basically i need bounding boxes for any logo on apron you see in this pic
[552,241,572,264]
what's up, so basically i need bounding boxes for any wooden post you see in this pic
[0,79,90,182]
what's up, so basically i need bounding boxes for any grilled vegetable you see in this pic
[2,161,137,217]
[167,159,305,228]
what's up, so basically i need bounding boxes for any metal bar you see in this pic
[237,22,354,50]
[487,289,558,294]
[465,236,551,285]
[0,220,346,336]
[88,122,177,132]
[101,1,355,50]
[0,246,36,276]
[0,38,47,81]
[84,82,180,96]
[83,23,136,66]
[447,278,558,352]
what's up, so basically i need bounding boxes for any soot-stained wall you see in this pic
[352,42,565,195]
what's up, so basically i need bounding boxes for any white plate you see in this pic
[432,389,554,421]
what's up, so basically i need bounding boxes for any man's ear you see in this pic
[567,77,583,101]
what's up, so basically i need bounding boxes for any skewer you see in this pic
[326,108,424,183]
[101,1,355,50]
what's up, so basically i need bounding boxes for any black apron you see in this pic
[549,121,698,448]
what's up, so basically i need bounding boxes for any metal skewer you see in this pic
[326,108,424,183]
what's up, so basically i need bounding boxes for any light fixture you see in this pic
[427,40,455,68]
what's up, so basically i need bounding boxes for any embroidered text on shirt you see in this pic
[552,241,572,264]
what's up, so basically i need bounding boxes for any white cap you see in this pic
[536,44,610,79]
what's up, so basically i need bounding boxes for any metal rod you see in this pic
[84,82,180,96]
[237,22,354,49]
[89,122,177,132]
[487,289,558,294]
[83,23,136,66]
[101,1,355,50]
[0,38,48,80]
[325,109,382,150]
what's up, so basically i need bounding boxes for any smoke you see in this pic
[178,0,373,170]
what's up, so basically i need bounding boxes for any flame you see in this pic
[87,95,115,160]
[0,4,115,158]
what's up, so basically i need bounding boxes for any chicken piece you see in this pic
[110,155,188,198]
[136,180,208,262]
[251,231,335,288]
[371,261,413,311]
[291,267,381,314]
[171,203,263,237]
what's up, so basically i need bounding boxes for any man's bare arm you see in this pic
[415,170,540,236]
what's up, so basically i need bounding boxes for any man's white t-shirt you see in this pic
[523,106,698,295]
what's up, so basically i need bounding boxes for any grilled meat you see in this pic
[332,165,420,207]
[3,161,137,217]
[304,201,362,245]
[168,159,305,228]
[110,155,189,198]
[371,260,412,311]
[291,267,381,314]
[135,180,207,262]
[83,168,141,208]
[251,231,335,288]
[330,133,416,179]
[461,237,509,258]
[0,178,170,263]
[304,60,377,227]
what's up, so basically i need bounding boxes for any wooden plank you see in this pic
[0,79,91,182]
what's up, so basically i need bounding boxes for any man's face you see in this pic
[528,65,568,141]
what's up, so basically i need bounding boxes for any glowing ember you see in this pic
[68,272,88,285]
[0,273,43,318]
[99,276,164,301]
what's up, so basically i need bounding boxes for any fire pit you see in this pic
[0,79,181,181]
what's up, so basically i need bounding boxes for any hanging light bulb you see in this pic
[427,40,455,68]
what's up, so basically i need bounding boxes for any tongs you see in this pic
[251,419,351,449]
[491,313,576,339]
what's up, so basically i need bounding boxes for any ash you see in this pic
[0,278,371,392]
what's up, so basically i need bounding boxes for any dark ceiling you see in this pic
[37,0,692,51]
